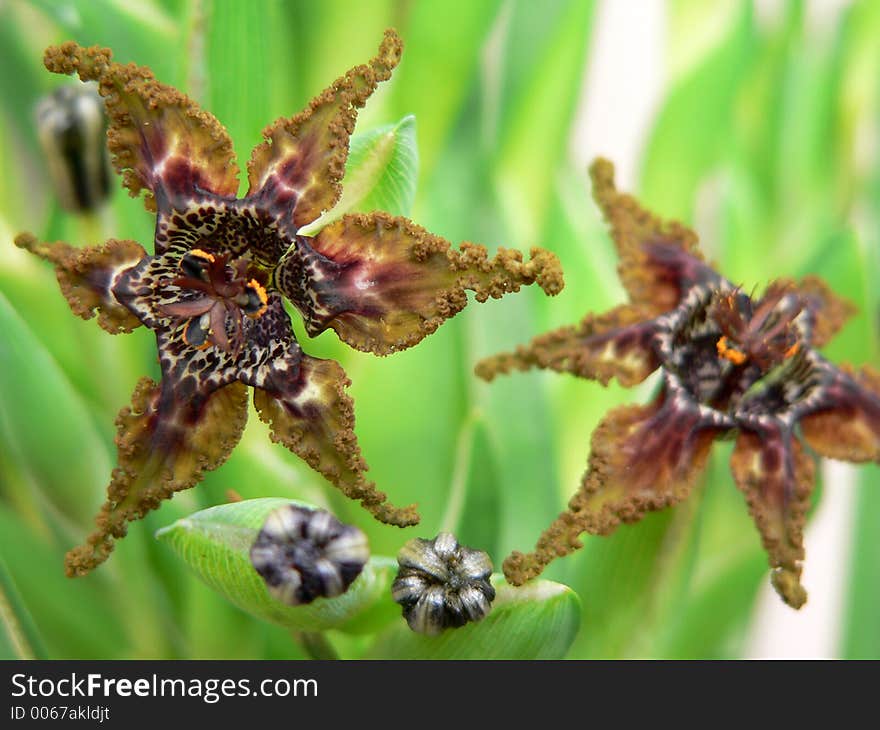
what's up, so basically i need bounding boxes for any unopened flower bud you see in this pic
[392,532,495,635]
[250,504,369,606]
[36,82,110,212]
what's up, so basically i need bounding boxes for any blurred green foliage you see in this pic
[0,0,877,659]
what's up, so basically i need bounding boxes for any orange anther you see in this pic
[717,335,747,365]
[190,248,215,262]
[246,279,269,318]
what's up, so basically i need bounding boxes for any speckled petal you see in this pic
[475,303,659,386]
[589,158,718,314]
[246,30,401,230]
[503,382,728,585]
[800,364,880,463]
[275,212,564,355]
[795,275,857,349]
[15,233,144,334]
[251,351,419,527]
[730,425,815,609]
[64,376,248,576]
[43,42,239,212]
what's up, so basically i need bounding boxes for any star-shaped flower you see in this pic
[17,30,563,577]
[476,158,879,608]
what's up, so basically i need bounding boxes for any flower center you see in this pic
[159,248,268,353]
[710,283,802,371]
[658,282,809,414]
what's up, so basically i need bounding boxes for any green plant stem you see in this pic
[292,631,339,660]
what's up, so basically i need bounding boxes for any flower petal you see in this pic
[589,158,718,314]
[474,304,659,386]
[246,29,402,230]
[43,42,239,212]
[729,425,815,609]
[276,212,564,355]
[795,275,857,348]
[503,381,728,585]
[65,376,248,576]
[800,363,880,463]
[251,349,420,527]
[14,232,144,334]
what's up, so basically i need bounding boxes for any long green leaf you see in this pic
[0,505,128,658]
[492,0,595,242]
[0,556,48,659]
[0,291,110,527]
[641,2,755,219]
[390,0,502,181]
[842,464,880,658]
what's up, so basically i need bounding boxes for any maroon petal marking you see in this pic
[475,304,659,386]
[730,423,815,609]
[246,30,402,230]
[503,379,729,585]
[800,363,880,463]
[275,212,564,355]
[64,376,248,576]
[589,158,717,315]
[43,43,239,212]
[250,350,419,527]
[15,232,145,334]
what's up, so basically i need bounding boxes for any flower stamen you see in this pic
[716,335,747,365]
[242,279,268,318]
[159,250,269,354]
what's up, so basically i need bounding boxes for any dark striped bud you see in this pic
[250,504,369,606]
[36,83,110,212]
[392,532,495,635]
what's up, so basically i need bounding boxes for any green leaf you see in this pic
[300,115,419,234]
[389,0,502,180]
[155,498,398,634]
[842,464,880,659]
[0,291,111,527]
[0,505,128,659]
[205,0,300,191]
[492,0,595,242]
[0,556,47,660]
[365,577,580,659]
[641,2,755,219]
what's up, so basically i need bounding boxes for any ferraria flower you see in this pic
[476,158,879,608]
[17,30,563,577]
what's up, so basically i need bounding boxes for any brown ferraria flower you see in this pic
[476,158,879,609]
[17,30,563,577]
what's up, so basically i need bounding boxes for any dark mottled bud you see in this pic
[36,83,111,212]
[250,504,369,606]
[392,532,495,635]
